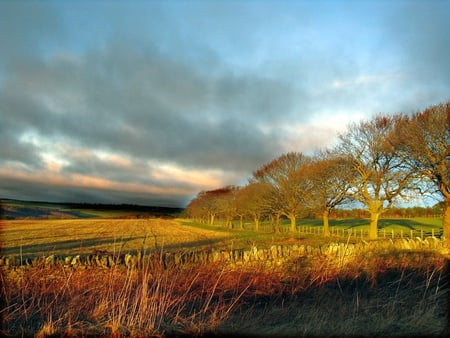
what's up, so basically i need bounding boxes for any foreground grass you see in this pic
[1,246,448,337]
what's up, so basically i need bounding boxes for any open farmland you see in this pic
[0,217,446,264]
[0,218,235,258]
[1,217,449,337]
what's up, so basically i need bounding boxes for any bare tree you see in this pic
[185,190,217,225]
[234,188,247,230]
[395,101,450,242]
[217,185,240,229]
[253,152,311,232]
[235,182,273,232]
[185,187,237,226]
[337,115,417,239]
[185,191,208,223]
[303,151,355,236]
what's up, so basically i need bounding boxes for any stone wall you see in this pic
[0,237,447,270]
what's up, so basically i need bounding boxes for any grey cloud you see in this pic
[0,128,42,168]
[379,0,450,110]
[61,151,144,181]
[1,40,297,175]
[3,1,447,206]
[391,1,450,77]
[0,175,182,206]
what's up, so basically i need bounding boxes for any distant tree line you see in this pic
[185,101,449,241]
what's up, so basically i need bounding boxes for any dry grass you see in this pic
[1,246,448,337]
[1,256,256,337]
[1,218,448,337]
[0,218,234,257]
[220,248,449,337]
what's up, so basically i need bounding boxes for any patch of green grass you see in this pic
[182,217,444,245]
[409,217,443,227]
[75,209,137,218]
[179,219,288,248]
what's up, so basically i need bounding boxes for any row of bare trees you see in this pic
[185,102,449,241]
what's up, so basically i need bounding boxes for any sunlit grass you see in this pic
[1,244,447,337]
[1,217,443,260]
[0,218,233,257]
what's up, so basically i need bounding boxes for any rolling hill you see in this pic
[0,199,184,220]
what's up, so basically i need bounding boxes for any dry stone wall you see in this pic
[0,237,447,270]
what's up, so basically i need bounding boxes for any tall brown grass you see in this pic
[1,247,448,337]
[1,251,256,337]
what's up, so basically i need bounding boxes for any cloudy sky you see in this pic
[1,0,449,207]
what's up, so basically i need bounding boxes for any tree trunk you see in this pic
[239,215,243,230]
[226,217,232,229]
[210,213,215,225]
[271,213,281,233]
[273,222,280,233]
[444,197,450,249]
[323,209,331,237]
[289,214,296,232]
[369,211,379,240]
[253,216,260,232]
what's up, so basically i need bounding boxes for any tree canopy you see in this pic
[185,101,450,245]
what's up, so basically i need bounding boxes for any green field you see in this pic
[202,216,443,238]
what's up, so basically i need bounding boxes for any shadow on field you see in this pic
[217,260,449,338]
[340,218,429,230]
[377,218,430,230]
[0,235,232,258]
[0,236,144,256]
[331,219,368,229]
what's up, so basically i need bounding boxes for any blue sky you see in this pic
[0,0,449,206]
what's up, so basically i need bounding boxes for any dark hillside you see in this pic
[0,199,184,219]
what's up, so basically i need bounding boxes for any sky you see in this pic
[0,0,449,207]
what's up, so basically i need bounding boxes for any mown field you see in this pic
[1,217,448,337]
[0,218,235,258]
[2,216,442,259]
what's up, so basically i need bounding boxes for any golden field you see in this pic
[0,218,234,258]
